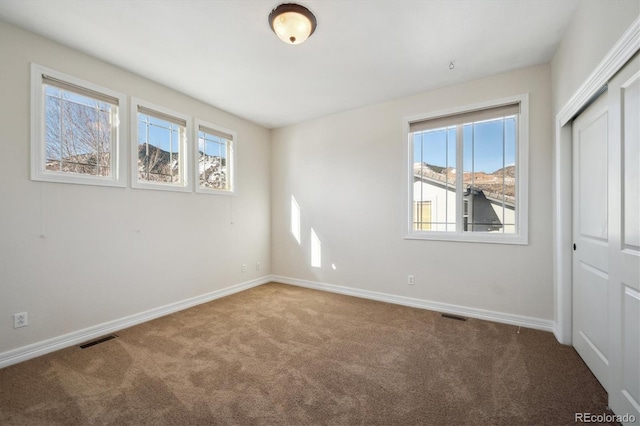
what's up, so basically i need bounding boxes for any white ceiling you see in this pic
[0,0,579,129]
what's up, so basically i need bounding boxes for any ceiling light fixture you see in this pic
[268,3,317,45]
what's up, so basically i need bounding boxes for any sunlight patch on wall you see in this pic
[291,195,301,244]
[311,228,321,268]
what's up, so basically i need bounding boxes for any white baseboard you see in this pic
[0,276,270,369]
[553,322,571,346]
[1,274,557,369]
[272,275,555,333]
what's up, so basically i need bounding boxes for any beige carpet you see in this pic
[0,283,614,425]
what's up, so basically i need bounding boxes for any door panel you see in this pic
[577,262,609,361]
[608,53,640,425]
[578,112,609,241]
[573,92,610,391]
[622,73,640,249]
[622,287,639,409]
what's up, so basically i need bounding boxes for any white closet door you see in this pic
[607,52,640,425]
[572,91,610,390]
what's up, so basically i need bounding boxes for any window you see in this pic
[195,120,235,194]
[132,99,191,192]
[31,64,126,186]
[406,95,528,244]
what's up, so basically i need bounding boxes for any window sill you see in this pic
[404,231,528,245]
[195,187,235,196]
[32,172,125,188]
[131,181,191,193]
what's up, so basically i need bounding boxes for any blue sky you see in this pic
[137,116,228,158]
[198,131,227,159]
[45,86,113,156]
[138,114,181,153]
[413,117,516,174]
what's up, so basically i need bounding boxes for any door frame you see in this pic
[553,17,640,345]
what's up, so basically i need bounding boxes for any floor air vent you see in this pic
[79,334,118,349]
[441,313,467,322]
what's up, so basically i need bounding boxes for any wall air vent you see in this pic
[441,313,467,322]
[79,334,118,349]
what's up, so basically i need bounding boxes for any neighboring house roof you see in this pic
[413,169,515,209]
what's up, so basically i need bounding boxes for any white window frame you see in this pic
[404,94,529,245]
[194,119,236,195]
[30,64,127,187]
[131,98,192,192]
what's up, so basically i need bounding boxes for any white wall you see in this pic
[549,1,639,342]
[488,201,516,234]
[551,0,639,112]
[413,181,457,232]
[0,22,271,355]
[271,64,553,322]
[4,1,629,358]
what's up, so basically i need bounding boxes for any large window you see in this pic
[195,120,235,194]
[132,99,191,192]
[31,64,126,186]
[406,95,528,244]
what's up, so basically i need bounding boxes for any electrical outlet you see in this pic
[241,264,247,273]
[14,312,28,328]
[256,262,261,270]
[408,275,415,285]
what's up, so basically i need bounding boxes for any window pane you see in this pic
[44,85,114,177]
[462,117,516,233]
[413,127,457,231]
[198,130,230,191]
[137,113,183,184]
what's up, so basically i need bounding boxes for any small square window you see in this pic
[31,64,126,187]
[131,99,191,192]
[195,120,235,194]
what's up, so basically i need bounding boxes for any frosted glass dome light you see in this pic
[269,3,317,45]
